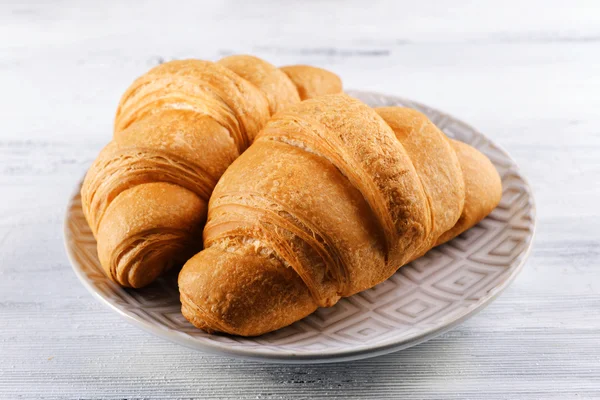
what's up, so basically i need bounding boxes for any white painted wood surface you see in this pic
[1,1,599,398]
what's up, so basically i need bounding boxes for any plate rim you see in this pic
[64,90,536,364]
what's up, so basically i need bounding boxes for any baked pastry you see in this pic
[81,56,342,288]
[179,94,502,336]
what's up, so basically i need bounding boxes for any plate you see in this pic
[64,90,535,363]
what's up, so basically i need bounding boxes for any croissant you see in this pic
[178,94,502,336]
[81,55,342,288]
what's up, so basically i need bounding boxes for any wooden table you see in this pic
[1,1,599,398]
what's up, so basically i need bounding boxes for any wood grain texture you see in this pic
[1,0,599,398]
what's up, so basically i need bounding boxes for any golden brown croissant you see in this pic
[178,94,502,336]
[81,55,342,288]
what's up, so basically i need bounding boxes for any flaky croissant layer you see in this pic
[81,55,342,288]
[179,94,502,336]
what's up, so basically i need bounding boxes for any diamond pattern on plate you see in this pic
[334,317,395,341]
[374,289,452,325]
[432,265,487,296]
[64,90,535,361]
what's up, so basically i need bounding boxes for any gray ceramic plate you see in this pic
[64,91,535,363]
